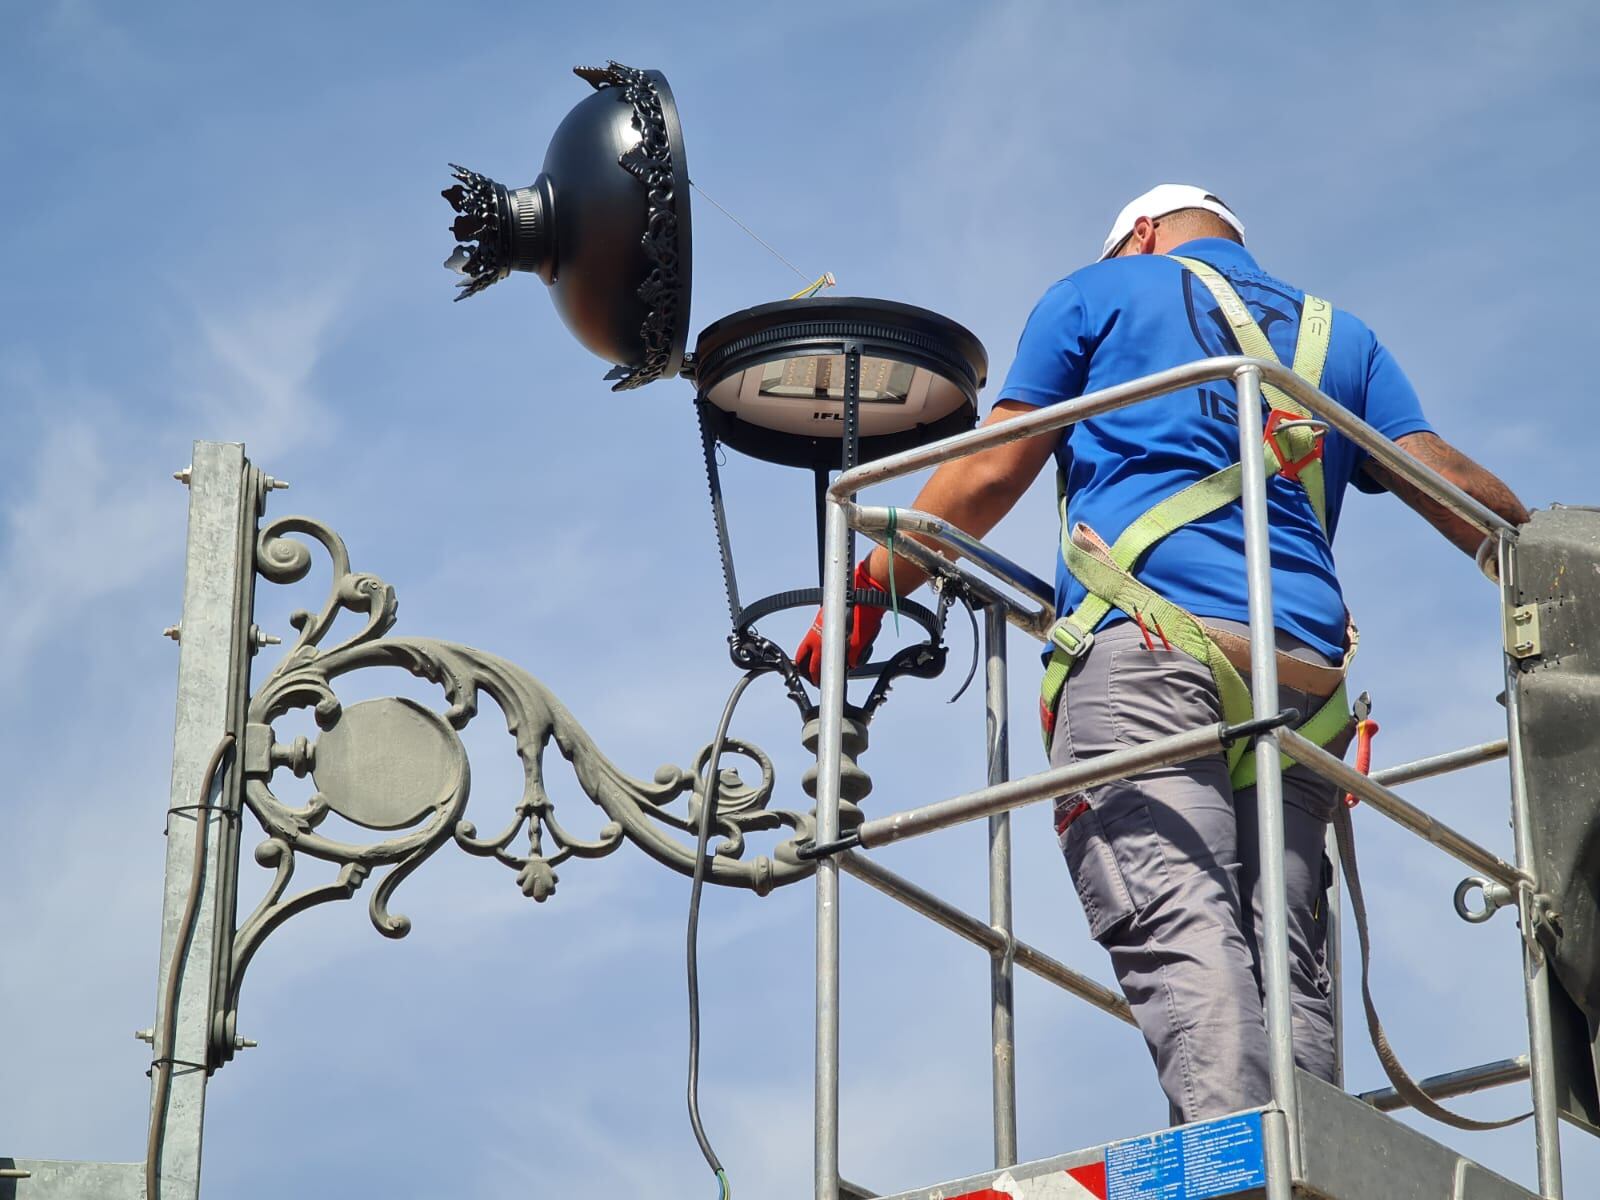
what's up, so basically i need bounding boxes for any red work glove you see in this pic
[794,559,890,685]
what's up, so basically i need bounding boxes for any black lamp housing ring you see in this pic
[692,297,988,470]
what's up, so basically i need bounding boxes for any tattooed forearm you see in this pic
[1361,432,1530,556]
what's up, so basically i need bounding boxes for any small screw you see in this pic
[134,1028,155,1044]
[173,467,192,485]
[163,625,182,642]
[1514,610,1533,625]
[251,626,282,649]
[264,476,290,491]
[234,1036,258,1050]
[1514,640,1535,655]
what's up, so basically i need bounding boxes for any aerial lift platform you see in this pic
[801,357,1597,1200]
[3,359,1594,1200]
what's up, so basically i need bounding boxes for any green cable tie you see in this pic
[886,507,901,634]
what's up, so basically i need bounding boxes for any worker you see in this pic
[794,184,1530,1124]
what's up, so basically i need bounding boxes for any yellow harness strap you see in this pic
[1040,257,1355,790]
[1175,255,1331,531]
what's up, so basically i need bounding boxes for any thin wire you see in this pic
[690,179,811,282]
[147,732,236,1200]
[688,671,761,1191]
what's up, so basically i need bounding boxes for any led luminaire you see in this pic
[693,297,987,469]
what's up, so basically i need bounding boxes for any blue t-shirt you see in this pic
[998,238,1433,659]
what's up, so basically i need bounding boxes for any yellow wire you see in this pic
[789,272,837,301]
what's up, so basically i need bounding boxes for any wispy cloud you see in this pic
[0,418,172,690]
[176,281,349,458]
[0,279,348,692]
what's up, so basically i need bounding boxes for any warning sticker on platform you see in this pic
[1103,1112,1266,1199]
[948,1161,1107,1198]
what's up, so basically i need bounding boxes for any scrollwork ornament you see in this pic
[222,514,811,1061]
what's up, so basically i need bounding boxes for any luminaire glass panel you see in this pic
[757,356,915,405]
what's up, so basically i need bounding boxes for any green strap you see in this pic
[1042,454,1272,752]
[1045,539,1354,786]
[1292,294,1334,385]
[1229,679,1351,791]
[1170,255,1333,532]
[1063,532,1257,775]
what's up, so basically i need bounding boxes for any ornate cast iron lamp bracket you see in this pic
[216,513,812,1065]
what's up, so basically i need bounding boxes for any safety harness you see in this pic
[1038,255,1355,788]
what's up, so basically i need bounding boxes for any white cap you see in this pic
[1098,184,1245,261]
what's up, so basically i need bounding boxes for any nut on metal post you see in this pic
[250,625,282,650]
[134,1028,155,1044]
[173,466,193,485]
[234,1035,258,1050]
[163,624,182,642]
[263,476,290,491]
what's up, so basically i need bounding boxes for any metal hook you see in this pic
[1454,876,1514,924]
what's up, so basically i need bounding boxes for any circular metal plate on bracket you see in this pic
[312,697,468,831]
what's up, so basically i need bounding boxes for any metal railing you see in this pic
[805,357,1563,1199]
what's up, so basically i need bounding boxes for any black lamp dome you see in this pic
[444,62,692,390]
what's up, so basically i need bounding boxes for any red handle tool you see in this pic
[1344,691,1378,809]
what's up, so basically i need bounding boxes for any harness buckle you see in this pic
[1049,620,1095,662]
[1263,409,1326,484]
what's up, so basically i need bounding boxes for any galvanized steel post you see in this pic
[1501,535,1566,1199]
[984,604,1018,1167]
[814,494,851,1200]
[1234,365,1298,1198]
[148,441,256,1200]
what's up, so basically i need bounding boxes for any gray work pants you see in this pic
[1049,620,1350,1125]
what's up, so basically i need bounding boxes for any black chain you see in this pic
[696,400,742,625]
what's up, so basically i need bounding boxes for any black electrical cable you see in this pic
[147,732,235,1200]
[687,671,761,1200]
[945,586,981,705]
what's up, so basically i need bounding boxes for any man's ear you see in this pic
[1129,215,1159,256]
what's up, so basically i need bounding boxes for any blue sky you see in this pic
[3,1,1598,1196]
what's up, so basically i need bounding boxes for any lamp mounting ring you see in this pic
[734,587,944,678]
